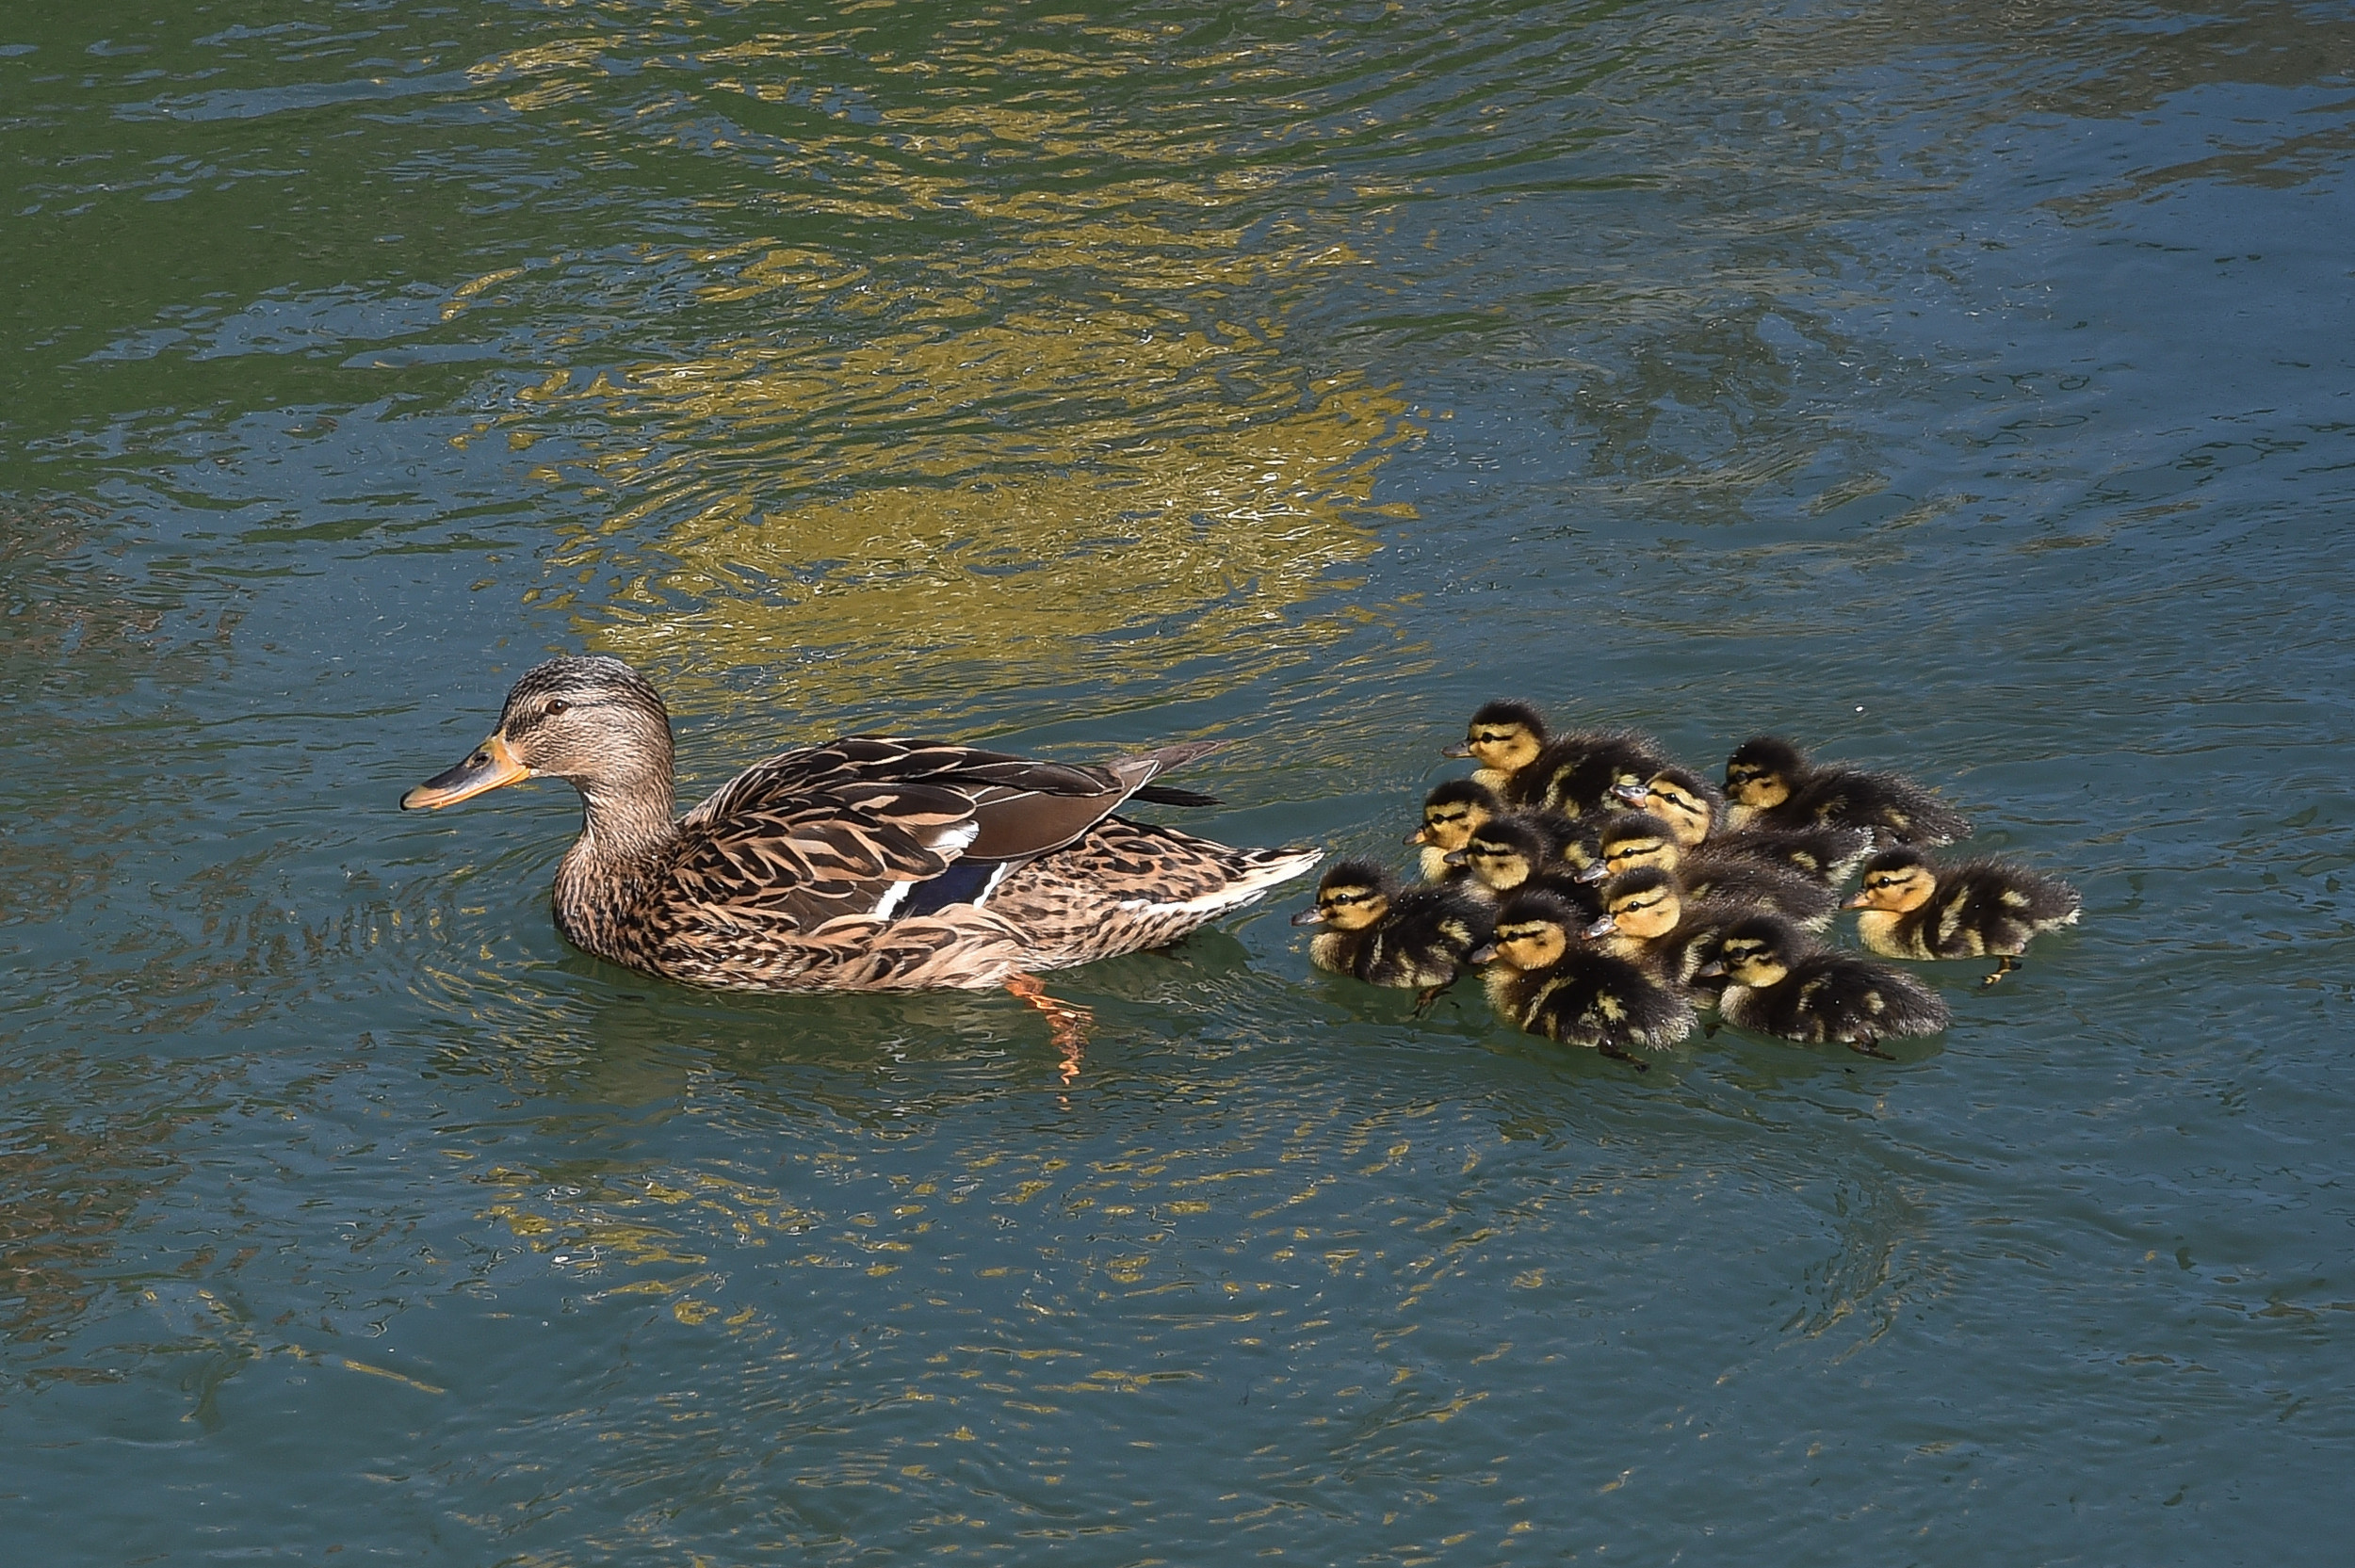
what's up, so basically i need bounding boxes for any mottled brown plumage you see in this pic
[402,656,1320,992]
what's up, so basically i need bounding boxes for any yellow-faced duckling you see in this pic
[1405,779,1504,883]
[1723,736,1972,846]
[1577,812,1840,930]
[1699,913,1950,1059]
[1443,700,1673,819]
[401,655,1322,1046]
[1844,848,2080,985]
[1293,858,1494,1010]
[1472,889,1696,1069]
[1612,765,1873,889]
[1584,865,1752,988]
[1448,815,1605,921]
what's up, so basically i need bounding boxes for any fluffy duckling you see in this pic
[1843,848,2080,986]
[1293,858,1494,1010]
[1612,765,1872,889]
[1699,913,1950,1059]
[1583,865,1751,988]
[1473,889,1696,1069]
[1723,736,1972,846]
[1443,700,1672,819]
[1448,815,1604,920]
[1404,779,1504,883]
[1577,812,1840,930]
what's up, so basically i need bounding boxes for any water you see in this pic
[5,0,2352,1559]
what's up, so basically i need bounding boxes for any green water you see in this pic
[6,0,2351,1560]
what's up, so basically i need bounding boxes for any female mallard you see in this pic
[401,656,1321,1018]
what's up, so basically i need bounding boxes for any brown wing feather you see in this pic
[665,736,1228,931]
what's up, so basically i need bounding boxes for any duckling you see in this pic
[1723,736,1972,846]
[1443,700,1673,819]
[1577,812,1841,929]
[1472,889,1696,1069]
[1698,913,1950,1059]
[1611,765,1873,889]
[1293,858,1494,1010]
[1583,866,1753,989]
[1843,848,2080,986]
[1404,779,1504,883]
[1447,815,1604,921]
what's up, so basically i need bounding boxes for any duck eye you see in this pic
[544,699,570,717]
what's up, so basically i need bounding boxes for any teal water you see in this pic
[6,0,2352,1560]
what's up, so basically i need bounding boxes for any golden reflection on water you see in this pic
[458,16,1419,714]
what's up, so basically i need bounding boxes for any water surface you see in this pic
[5,0,2353,1560]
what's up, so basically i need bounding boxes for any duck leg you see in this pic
[1596,1042,1651,1074]
[1845,1034,1896,1061]
[1005,972,1093,1084]
[1410,977,1458,1017]
[1981,955,2022,989]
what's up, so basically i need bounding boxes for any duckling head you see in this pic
[1440,700,1547,775]
[403,655,675,814]
[1474,889,1583,972]
[1405,778,1502,851]
[1843,849,1936,913]
[1587,865,1683,941]
[1724,736,1807,811]
[1613,765,1720,848]
[1699,913,1804,987]
[1291,858,1397,929]
[1582,811,1681,883]
[1453,816,1553,895]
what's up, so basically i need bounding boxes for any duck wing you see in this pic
[669,736,1226,928]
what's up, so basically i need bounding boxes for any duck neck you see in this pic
[552,772,679,961]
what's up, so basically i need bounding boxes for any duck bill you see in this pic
[1290,906,1327,927]
[1573,861,1609,884]
[1608,782,1650,806]
[1439,741,1473,758]
[1842,891,1873,910]
[1694,961,1726,979]
[1581,915,1618,941]
[1403,826,1430,846]
[1466,944,1498,965]
[401,733,529,810]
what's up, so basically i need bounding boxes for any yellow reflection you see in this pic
[463,14,1418,716]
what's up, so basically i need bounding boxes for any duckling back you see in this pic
[1519,730,1675,818]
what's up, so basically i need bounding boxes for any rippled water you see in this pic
[6,0,2353,1560]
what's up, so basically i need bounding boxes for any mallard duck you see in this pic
[1843,848,2080,985]
[1404,779,1503,883]
[1577,811,1840,929]
[1582,866,1752,988]
[1723,736,1971,846]
[401,656,1322,1024]
[1698,913,1949,1059]
[1446,815,1604,920]
[1291,858,1493,1010]
[1471,889,1696,1069]
[1442,701,1672,819]
[1611,766,1872,888]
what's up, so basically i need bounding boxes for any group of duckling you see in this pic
[1293,702,2079,1070]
